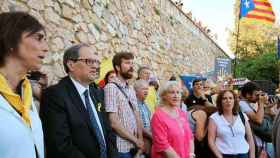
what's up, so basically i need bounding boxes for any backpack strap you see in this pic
[110,82,135,112]
[239,112,250,141]
[239,111,246,127]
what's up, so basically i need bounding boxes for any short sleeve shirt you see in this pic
[210,112,249,154]
[239,100,263,147]
[151,107,193,158]
[239,100,255,113]
[104,77,138,152]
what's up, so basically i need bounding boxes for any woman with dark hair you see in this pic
[208,90,255,158]
[98,70,116,88]
[104,70,116,85]
[187,105,217,158]
[0,12,48,158]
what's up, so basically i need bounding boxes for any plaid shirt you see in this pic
[104,77,138,152]
[137,100,151,131]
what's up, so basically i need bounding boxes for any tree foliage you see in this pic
[235,52,279,84]
[229,0,280,59]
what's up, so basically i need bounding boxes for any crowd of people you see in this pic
[1,11,280,158]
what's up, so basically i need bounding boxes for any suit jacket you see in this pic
[40,76,117,158]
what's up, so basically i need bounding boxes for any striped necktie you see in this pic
[84,90,107,158]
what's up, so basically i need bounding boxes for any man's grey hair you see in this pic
[134,79,149,91]
[63,43,90,73]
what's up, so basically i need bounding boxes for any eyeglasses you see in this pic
[71,58,100,66]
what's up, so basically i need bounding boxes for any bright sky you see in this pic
[182,0,280,59]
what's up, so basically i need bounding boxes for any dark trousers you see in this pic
[222,153,248,158]
[118,152,133,158]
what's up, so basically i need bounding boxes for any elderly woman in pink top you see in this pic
[151,81,194,158]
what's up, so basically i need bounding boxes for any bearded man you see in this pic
[104,52,144,158]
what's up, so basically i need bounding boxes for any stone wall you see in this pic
[0,0,227,84]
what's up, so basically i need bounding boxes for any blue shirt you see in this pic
[137,100,151,131]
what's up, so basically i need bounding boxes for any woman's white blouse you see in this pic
[0,95,44,158]
[210,112,249,155]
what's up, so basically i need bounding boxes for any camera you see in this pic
[268,95,280,104]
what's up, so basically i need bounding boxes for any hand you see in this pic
[38,73,48,88]
[258,94,268,105]
[197,89,205,97]
[267,99,277,108]
[30,81,43,100]
[199,94,208,103]
[135,138,144,151]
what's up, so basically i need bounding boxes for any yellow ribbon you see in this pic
[0,74,32,126]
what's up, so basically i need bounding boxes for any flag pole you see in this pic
[234,0,241,78]
[278,36,280,86]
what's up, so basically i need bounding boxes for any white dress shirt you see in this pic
[70,77,105,140]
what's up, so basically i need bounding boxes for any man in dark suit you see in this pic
[40,43,117,158]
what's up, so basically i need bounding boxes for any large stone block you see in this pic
[27,0,44,11]
[45,7,61,25]
[62,4,74,19]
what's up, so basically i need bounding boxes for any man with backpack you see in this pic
[104,52,144,158]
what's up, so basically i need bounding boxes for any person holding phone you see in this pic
[28,71,47,96]
[184,79,213,108]
[28,71,48,111]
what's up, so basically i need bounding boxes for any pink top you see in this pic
[151,107,193,158]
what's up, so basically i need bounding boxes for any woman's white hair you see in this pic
[158,81,180,104]
[134,79,149,90]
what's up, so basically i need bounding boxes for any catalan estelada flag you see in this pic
[240,0,275,24]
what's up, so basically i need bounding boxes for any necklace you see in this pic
[224,114,235,125]
[224,114,235,137]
